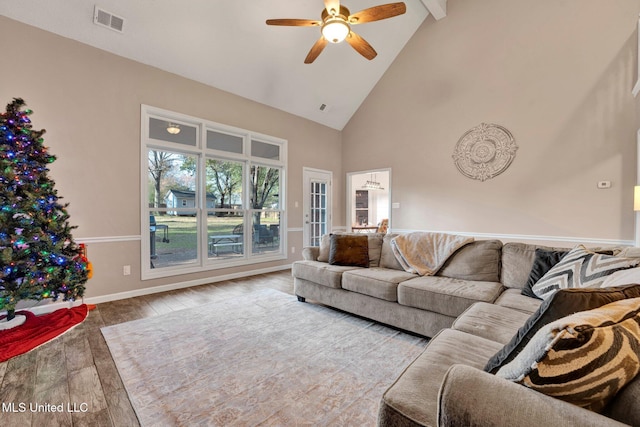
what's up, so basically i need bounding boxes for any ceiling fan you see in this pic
[266,0,406,64]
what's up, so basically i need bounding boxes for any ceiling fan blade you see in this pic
[266,19,321,27]
[304,37,329,64]
[346,31,377,60]
[349,2,407,24]
[324,0,341,15]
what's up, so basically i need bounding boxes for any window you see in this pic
[141,105,287,279]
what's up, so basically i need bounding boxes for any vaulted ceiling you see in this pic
[0,0,447,130]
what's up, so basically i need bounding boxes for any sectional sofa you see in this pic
[291,233,640,426]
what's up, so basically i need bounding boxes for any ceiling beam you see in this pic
[420,0,447,20]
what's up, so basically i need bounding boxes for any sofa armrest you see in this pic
[438,365,627,427]
[301,246,320,261]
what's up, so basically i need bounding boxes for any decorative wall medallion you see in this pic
[452,123,518,182]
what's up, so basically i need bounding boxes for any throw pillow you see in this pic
[380,233,404,270]
[496,297,640,413]
[531,245,640,300]
[317,233,334,262]
[484,284,640,374]
[328,234,369,267]
[521,249,568,299]
[601,267,640,288]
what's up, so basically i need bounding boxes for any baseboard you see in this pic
[2,264,292,317]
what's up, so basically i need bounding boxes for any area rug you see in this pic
[101,289,429,426]
[0,304,92,362]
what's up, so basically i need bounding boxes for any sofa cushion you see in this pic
[437,240,502,282]
[291,260,361,289]
[329,234,369,267]
[531,245,640,300]
[521,248,567,299]
[496,297,640,413]
[397,276,504,318]
[380,233,404,270]
[606,374,640,426]
[366,233,384,267]
[485,285,640,374]
[501,242,569,289]
[317,233,332,262]
[493,288,542,314]
[379,328,504,427]
[342,268,417,302]
[452,302,531,344]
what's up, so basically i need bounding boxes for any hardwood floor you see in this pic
[0,270,294,427]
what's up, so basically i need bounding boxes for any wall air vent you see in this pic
[93,6,125,33]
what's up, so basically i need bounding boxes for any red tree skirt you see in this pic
[0,304,92,362]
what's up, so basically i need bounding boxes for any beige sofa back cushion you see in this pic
[437,240,503,282]
[380,233,404,270]
[501,243,569,289]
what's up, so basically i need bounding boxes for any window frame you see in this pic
[141,105,287,280]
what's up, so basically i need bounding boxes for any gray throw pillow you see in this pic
[521,249,568,299]
[531,245,640,300]
[317,233,333,262]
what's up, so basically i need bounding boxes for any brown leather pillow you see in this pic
[328,234,369,267]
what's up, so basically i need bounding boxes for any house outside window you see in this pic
[141,105,287,279]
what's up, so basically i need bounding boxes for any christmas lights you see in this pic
[0,98,90,321]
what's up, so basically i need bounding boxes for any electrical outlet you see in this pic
[291,246,295,254]
[123,265,131,276]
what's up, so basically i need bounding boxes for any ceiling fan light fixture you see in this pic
[166,123,181,135]
[321,18,349,43]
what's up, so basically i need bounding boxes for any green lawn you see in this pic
[151,214,280,257]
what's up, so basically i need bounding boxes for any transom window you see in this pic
[141,105,287,279]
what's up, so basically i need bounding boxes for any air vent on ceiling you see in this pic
[93,6,125,33]
[319,103,330,113]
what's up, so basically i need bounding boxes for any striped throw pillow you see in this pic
[531,245,640,300]
[496,297,640,412]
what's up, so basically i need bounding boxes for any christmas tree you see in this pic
[0,98,90,321]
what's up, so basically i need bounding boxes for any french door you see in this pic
[303,168,332,247]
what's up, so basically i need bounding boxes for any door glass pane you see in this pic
[251,140,280,160]
[310,181,327,247]
[205,159,243,209]
[250,165,280,210]
[148,117,197,146]
[207,214,244,260]
[207,130,243,154]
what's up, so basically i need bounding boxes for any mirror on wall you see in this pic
[347,169,391,232]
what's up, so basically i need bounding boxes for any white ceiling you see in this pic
[0,0,446,130]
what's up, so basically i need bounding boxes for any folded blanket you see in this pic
[391,232,474,276]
